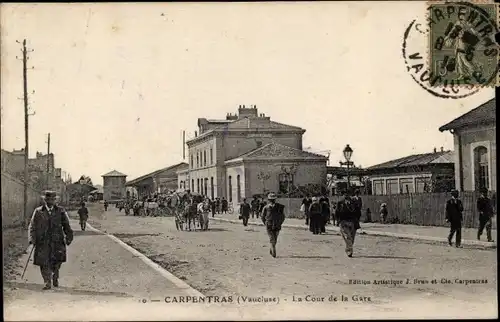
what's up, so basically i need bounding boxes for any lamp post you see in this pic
[339,144,354,190]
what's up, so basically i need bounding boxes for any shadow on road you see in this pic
[73,230,103,237]
[5,281,132,297]
[283,255,333,259]
[355,255,416,260]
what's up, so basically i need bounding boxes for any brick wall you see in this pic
[1,171,42,229]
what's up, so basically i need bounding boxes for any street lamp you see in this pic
[340,144,354,190]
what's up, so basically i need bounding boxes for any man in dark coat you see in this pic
[77,202,89,231]
[308,197,322,234]
[28,191,74,290]
[239,198,251,226]
[335,189,358,257]
[445,189,463,247]
[301,196,312,225]
[251,197,259,218]
[477,188,494,242]
[221,197,228,214]
[261,193,285,258]
[352,190,363,231]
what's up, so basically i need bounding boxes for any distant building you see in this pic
[102,170,127,201]
[366,149,455,195]
[185,104,328,203]
[1,148,62,192]
[125,163,188,197]
[439,98,496,192]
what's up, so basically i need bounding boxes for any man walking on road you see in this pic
[477,188,494,242]
[28,191,74,290]
[335,189,358,257]
[261,193,285,258]
[239,198,251,226]
[446,189,463,248]
[78,202,89,231]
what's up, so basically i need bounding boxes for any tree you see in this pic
[78,175,93,186]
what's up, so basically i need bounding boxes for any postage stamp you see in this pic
[427,1,500,87]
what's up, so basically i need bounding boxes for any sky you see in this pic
[1,2,495,185]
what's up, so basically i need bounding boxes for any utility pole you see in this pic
[17,39,35,228]
[46,133,51,190]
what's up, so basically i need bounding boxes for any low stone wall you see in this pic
[2,171,42,229]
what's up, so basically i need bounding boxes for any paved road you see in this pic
[80,206,497,319]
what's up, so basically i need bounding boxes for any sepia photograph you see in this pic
[1,1,498,320]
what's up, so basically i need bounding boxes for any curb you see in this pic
[82,220,205,297]
[210,217,496,248]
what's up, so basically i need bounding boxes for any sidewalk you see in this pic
[211,213,497,248]
[4,218,202,321]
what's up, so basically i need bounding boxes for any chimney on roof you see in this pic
[433,147,437,153]
[440,147,444,152]
[195,131,198,137]
[254,105,256,109]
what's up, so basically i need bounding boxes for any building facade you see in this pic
[102,170,127,201]
[439,98,496,192]
[366,149,455,195]
[1,148,64,194]
[184,105,327,204]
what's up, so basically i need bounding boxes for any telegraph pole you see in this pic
[46,133,51,190]
[17,39,35,228]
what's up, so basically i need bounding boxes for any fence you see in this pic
[278,191,497,229]
[2,171,43,229]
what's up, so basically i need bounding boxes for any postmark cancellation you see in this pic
[427,1,499,87]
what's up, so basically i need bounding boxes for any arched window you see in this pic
[474,146,489,191]
[210,177,214,200]
[237,175,241,202]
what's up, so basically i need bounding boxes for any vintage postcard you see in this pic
[2,1,497,321]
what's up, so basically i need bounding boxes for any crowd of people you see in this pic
[25,186,495,290]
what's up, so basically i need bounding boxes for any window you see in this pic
[196,152,199,168]
[191,179,194,191]
[278,173,294,194]
[204,178,208,196]
[210,148,213,165]
[373,179,384,195]
[203,150,207,167]
[197,178,200,193]
[200,178,204,195]
[190,155,193,168]
[211,177,214,200]
[228,176,233,202]
[386,179,399,195]
[474,146,489,191]
[236,175,241,202]
[415,177,431,193]
[399,178,414,194]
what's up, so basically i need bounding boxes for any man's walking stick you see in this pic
[21,245,35,280]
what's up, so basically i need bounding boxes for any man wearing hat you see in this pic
[28,191,74,289]
[445,189,463,247]
[261,193,286,258]
[335,188,358,257]
[477,188,494,242]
